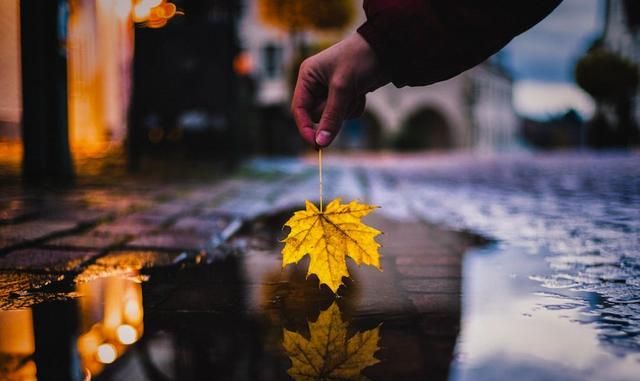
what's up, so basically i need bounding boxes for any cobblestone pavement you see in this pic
[0,161,479,307]
[0,159,483,380]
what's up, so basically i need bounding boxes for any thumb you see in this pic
[315,80,352,147]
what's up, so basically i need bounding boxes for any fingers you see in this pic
[311,95,364,122]
[311,100,327,123]
[292,59,362,147]
[316,80,353,147]
[291,65,319,146]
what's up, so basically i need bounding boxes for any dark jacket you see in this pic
[357,0,562,87]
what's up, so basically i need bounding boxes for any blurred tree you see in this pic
[258,0,355,34]
[575,46,639,147]
[258,0,356,72]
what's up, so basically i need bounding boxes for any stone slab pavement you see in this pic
[0,164,485,320]
[0,160,490,380]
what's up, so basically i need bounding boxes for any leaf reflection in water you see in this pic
[283,302,381,381]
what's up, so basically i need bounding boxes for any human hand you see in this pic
[291,33,390,147]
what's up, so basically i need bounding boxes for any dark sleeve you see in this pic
[357,0,562,87]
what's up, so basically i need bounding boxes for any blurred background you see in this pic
[0,2,639,380]
[0,0,637,184]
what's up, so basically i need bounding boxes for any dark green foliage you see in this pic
[575,48,639,102]
[574,47,640,147]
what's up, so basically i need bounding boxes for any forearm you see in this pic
[357,0,562,87]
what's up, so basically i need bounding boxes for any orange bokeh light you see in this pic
[133,2,151,22]
[233,52,254,76]
[132,0,178,27]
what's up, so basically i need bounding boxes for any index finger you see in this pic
[291,72,319,146]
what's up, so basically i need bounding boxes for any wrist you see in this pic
[349,33,391,92]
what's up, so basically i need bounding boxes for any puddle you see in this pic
[0,273,144,381]
[450,243,640,381]
[0,266,455,381]
[0,212,463,381]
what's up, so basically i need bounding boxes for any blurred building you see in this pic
[0,0,133,152]
[602,0,640,124]
[521,109,584,149]
[239,0,518,152]
[0,0,248,173]
[0,0,22,141]
[364,58,517,152]
[239,0,292,108]
[237,0,312,154]
[67,0,134,155]
[128,0,250,165]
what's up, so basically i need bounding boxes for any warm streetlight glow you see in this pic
[133,3,151,22]
[77,276,144,376]
[233,52,254,76]
[96,343,117,364]
[0,309,37,380]
[116,324,138,345]
[124,299,143,324]
[162,2,176,18]
[142,0,163,8]
[77,327,102,355]
[113,0,132,20]
[133,0,164,22]
[132,0,178,26]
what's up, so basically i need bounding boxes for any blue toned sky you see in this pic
[501,0,604,119]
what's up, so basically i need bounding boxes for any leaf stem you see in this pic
[319,148,323,212]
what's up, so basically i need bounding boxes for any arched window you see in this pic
[394,108,452,151]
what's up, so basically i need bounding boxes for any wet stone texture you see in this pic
[0,248,97,272]
[0,164,484,381]
[0,272,63,309]
[0,182,243,309]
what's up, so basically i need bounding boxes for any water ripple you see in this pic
[381,152,640,354]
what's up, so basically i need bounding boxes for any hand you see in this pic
[291,33,390,147]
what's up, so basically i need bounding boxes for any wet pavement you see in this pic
[0,161,480,380]
[0,151,639,380]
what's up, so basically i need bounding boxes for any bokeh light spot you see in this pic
[116,324,138,345]
[96,343,117,364]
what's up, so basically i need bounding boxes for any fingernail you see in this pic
[315,130,332,146]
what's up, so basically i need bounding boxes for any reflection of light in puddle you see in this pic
[450,245,640,381]
[0,309,37,380]
[0,273,144,379]
[77,274,144,375]
[97,343,117,364]
[116,324,138,345]
[124,298,143,324]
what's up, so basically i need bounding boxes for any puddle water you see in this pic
[3,235,637,380]
[451,243,640,381]
[0,274,144,381]
[0,235,460,380]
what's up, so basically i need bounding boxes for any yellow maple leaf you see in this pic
[283,302,381,381]
[282,198,382,293]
